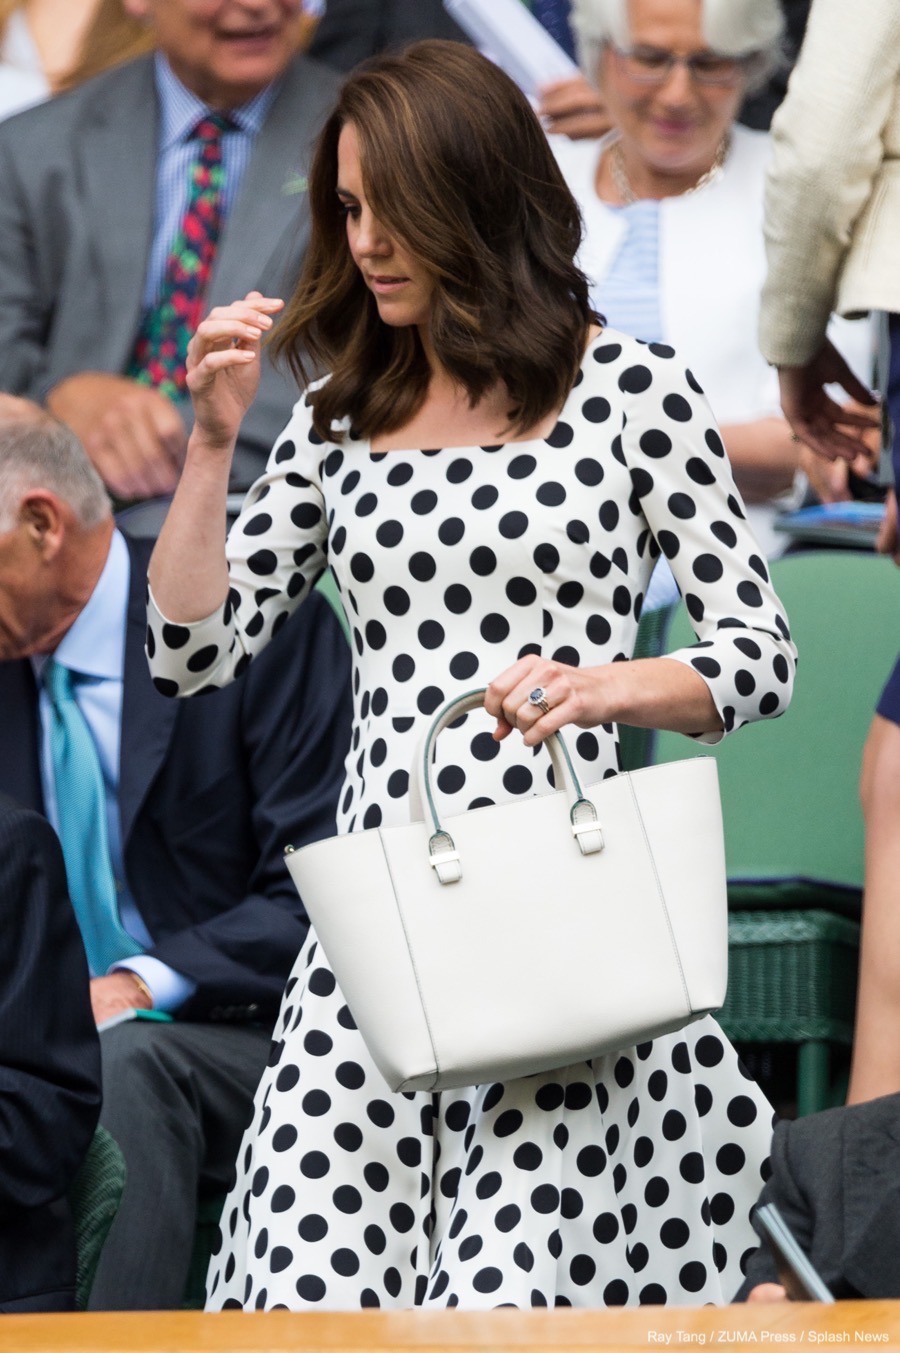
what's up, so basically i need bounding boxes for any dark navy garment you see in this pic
[876,314,900,726]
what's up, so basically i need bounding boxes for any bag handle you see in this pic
[412,687,605,885]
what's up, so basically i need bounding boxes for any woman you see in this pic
[146,41,796,1310]
[554,0,873,563]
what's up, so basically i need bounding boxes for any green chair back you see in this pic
[69,1125,127,1311]
[315,568,351,643]
[654,551,899,909]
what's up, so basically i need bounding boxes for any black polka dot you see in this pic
[409,552,437,582]
[446,457,472,483]
[481,613,510,643]
[619,365,652,394]
[640,429,672,458]
[439,518,465,546]
[581,395,611,424]
[499,511,528,539]
[472,485,499,510]
[716,1143,746,1175]
[546,421,574,448]
[679,1261,707,1293]
[295,1274,326,1301]
[470,546,496,576]
[644,1176,669,1207]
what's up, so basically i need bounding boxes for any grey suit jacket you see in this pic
[735,1094,900,1301]
[0,52,340,491]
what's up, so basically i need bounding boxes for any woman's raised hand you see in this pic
[186,291,284,451]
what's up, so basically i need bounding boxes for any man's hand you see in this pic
[747,1283,789,1303]
[46,372,188,500]
[778,339,879,463]
[90,971,153,1026]
[537,75,612,140]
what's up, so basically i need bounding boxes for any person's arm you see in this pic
[147,294,333,696]
[148,292,284,626]
[0,806,101,1209]
[144,591,353,1018]
[719,417,799,504]
[487,352,797,743]
[734,1120,814,1301]
[759,0,900,370]
[758,0,898,461]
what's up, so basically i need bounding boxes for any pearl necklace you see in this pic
[608,133,731,205]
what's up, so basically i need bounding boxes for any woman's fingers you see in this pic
[486,660,579,745]
[186,347,256,389]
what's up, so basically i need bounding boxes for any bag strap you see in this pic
[411,688,604,884]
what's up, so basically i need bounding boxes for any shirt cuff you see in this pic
[112,956,197,1014]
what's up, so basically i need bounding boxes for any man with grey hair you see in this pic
[0,404,352,1308]
[0,0,339,502]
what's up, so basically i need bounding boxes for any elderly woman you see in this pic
[553,0,873,563]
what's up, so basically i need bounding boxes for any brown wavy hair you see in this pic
[272,39,598,444]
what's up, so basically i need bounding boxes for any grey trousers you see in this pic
[88,1020,272,1311]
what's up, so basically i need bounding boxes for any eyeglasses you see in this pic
[610,44,756,88]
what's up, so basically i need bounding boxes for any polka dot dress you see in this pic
[147,330,797,1310]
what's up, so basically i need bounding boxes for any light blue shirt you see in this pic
[142,54,279,311]
[34,529,195,1011]
[592,199,663,344]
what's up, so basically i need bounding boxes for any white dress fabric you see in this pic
[147,330,797,1310]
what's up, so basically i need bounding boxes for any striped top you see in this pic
[591,199,663,344]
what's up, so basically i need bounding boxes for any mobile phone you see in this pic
[755,1203,835,1303]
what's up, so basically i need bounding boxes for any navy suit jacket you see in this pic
[0,535,352,1023]
[0,795,102,1312]
[308,0,469,72]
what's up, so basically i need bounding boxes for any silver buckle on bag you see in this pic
[428,831,461,884]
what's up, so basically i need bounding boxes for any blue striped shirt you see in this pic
[142,54,280,310]
[592,199,663,345]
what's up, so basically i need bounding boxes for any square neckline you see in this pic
[358,327,615,458]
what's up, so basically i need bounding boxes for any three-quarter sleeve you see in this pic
[620,347,797,742]
[147,391,331,696]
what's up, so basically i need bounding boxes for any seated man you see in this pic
[0,0,339,501]
[0,794,102,1313]
[737,1094,900,1301]
[0,407,352,1309]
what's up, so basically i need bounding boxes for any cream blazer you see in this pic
[759,0,900,366]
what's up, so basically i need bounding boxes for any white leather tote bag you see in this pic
[284,688,728,1093]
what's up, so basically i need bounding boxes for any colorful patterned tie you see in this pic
[130,114,233,401]
[44,658,144,977]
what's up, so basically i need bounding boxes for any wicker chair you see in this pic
[69,1125,127,1310]
[653,551,899,1113]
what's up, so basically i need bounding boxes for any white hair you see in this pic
[0,418,111,532]
[570,0,785,91]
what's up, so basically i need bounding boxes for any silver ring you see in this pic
[528,686,551,716]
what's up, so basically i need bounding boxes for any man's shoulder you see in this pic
[0,54,156,154]
[273,50,342,116]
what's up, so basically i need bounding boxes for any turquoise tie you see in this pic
[44,657,143,976]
